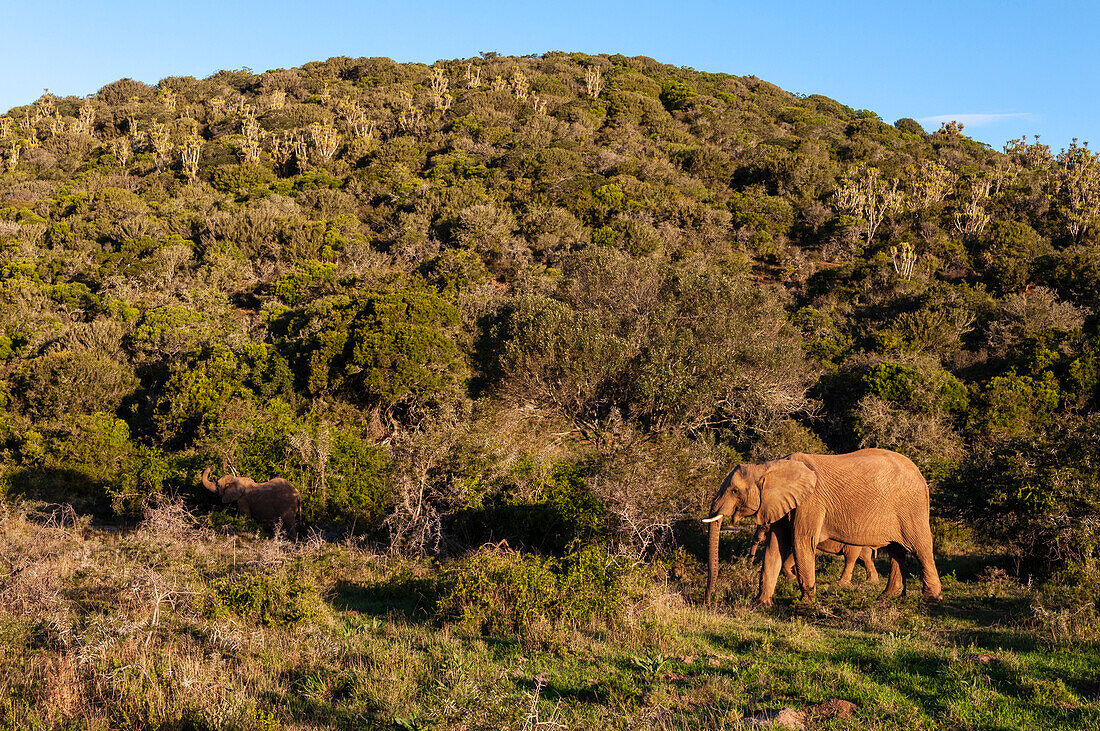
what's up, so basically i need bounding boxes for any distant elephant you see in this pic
[748,524,879,587]
[702,449,941,606]
[202,467,301,540]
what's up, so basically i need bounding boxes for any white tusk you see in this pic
[701,515,724,524]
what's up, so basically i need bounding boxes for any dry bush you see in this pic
[590,434,731,556]
[985,285,1084,356]
[383,420,463,556]
[0,502,91,616]
[135,499,216,552]
[855,395,964,478]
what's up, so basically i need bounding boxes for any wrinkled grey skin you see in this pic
[749,524,879,586]
[202,467,301,539]
[703,449,941,606]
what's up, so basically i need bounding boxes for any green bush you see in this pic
[10,351,139,420]
[6,413,141,512]
[153,349,251,446]
[434,544,633,635]
[941,415,1100,606]
[228,405,392,529]
[894,117,926,135]
[863,361,968,415]
[973,220,1051,295]
[660,80,698,111]
[200,570,325,626]
[274,259,337,305]
[278,284,464,418]
[967,371,1060,439]
[210,162,277,198]
[324,429,392,528]
[418,248,491,298]
[127,306,215,364]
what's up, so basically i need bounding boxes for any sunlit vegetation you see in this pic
[3,52,1100,728]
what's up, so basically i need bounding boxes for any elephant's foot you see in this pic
[836,578,853,588]
[798,588,817,604]
[922,589,943,602]
[781,569,796,581]
[751,595,774,608]
[866,575,881,585]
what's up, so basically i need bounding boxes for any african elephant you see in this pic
[202,467,301,539]
[748,524,879,586]
[702,449,941,606]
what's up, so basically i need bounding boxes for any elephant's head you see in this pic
[702,458,816,605]
[202,467,248,503]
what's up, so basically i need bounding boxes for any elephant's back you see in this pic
[807,449,930,546]
[811,449,927,491]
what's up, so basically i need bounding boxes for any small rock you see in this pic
[811,699,858,719]
[742,707,805,729]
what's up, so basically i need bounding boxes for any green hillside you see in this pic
[4,50,1100,581]
[4,50,1100,586]
[4,51,1100,729]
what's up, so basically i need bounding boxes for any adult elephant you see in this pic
[202,468,302,540]
[748,525,879,587]
[702,449,941,606]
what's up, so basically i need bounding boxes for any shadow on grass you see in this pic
[510,672,639,708]
[330,577,436,624]
[261,665,392,731]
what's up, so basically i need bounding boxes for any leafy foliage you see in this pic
[0,52,1098,581]
[434,544,635,634]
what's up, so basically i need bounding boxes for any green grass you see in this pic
[2,502,1100,730]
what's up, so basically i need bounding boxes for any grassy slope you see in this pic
[3,504,1099,731]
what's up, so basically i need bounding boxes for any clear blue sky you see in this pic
[3,1,1097,152]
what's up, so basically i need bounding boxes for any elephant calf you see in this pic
[749,525,879,586]
[202,468,301,539]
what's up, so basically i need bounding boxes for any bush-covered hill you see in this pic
[2,52,1100,601]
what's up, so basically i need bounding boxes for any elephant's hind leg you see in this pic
[881,543,907,598]
[836,546,860,587]
[912,540,942,601]
[861,546,880,584]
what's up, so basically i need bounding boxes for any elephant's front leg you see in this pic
[791,534,818,603]
[755,526,790,606]
[781,552,797,581]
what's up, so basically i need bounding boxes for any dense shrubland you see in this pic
[3,52,1100,608]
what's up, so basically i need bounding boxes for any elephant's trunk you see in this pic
[704,514,724,605]
[201,467,218,493]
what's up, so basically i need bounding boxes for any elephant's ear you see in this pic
[756,459,816,526]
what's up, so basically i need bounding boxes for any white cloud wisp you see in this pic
[918,112,1032,129]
